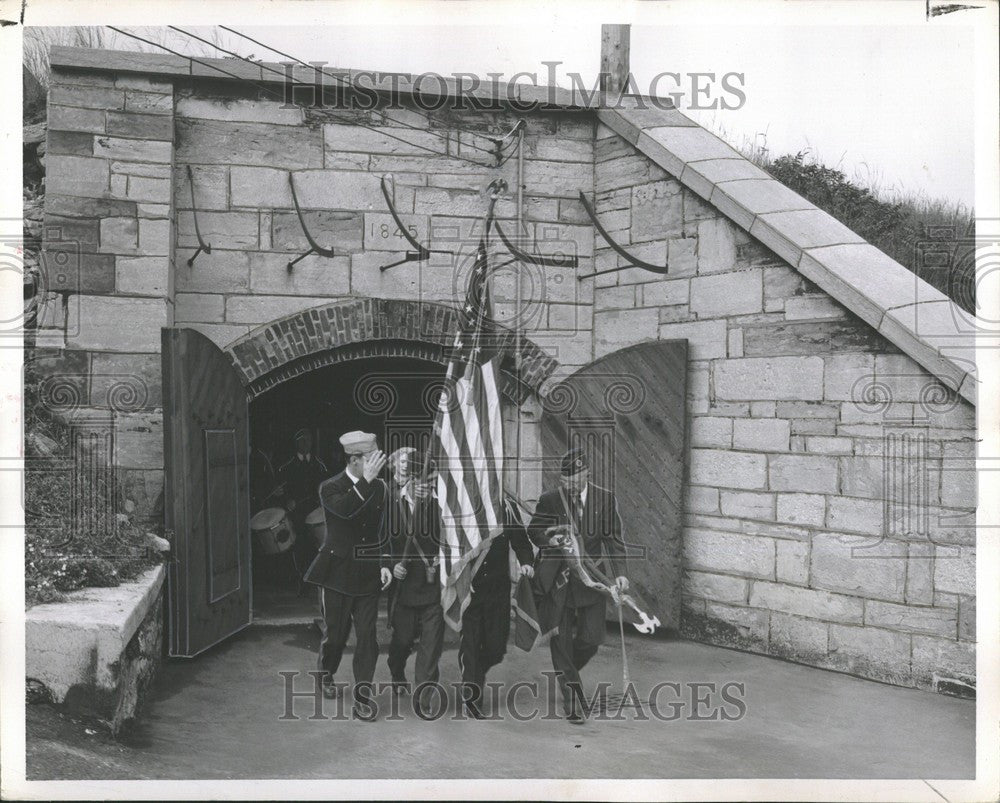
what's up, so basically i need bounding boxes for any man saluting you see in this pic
[304,431,391,720]
[528,447,628,723]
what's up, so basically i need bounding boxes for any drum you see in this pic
[305,506,327,549]
[250,507,297,555]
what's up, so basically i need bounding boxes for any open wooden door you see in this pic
[162,327,251,657]
[541,340,687,630]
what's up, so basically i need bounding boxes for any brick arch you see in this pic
[224,298,559,400]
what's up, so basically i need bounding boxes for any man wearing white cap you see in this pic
[304,430,391,719]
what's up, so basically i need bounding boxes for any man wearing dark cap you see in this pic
[528,446,628,723]
[277,428,330,578]
[304,431,391,720]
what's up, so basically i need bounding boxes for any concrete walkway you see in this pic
[29,622,974,780]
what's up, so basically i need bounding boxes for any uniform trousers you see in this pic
[387,601,445,691]
[317,587,380,701]
[459,582,512,705]
[549,592,606,708]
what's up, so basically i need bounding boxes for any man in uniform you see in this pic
[304,431,391,719]
[459,496,535,718]
[277,428,330,580]
[386,448,445,715]
[528,447,628,723]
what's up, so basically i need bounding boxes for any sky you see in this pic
[60,15,979,208]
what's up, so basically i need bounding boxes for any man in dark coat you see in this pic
[459,496,535,718]
[386,449,445,712]
[528,447,628,722]
[303,431,390,718]
[277,428,330,578]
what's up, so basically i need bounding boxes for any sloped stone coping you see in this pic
[609,106,978,406]
[26,565,166,732]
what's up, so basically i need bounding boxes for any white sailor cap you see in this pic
[339,430,377,455]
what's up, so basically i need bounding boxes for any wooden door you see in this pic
[541,340,687,630]
[162,327,251,657]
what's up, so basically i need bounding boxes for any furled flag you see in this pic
[433,238,505,631]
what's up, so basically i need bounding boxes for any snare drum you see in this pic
[305,506,327,549]
[250,507,297,555]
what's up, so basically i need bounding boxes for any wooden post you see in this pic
[600,24,631,96]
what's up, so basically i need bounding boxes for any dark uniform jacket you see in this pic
[303,469,389,596]
[277,453,329,513]
[472,497,535,595]
[389,487,442,608]
[528,482,626,608]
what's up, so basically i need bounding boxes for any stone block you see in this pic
[522,159,594,198]
[904,542,935,605]
[826,496,884,535]
[784,294,845,321]
[45,155,109,197]
[106,111,174,140]
[823,353,876,400]
[176,165,229,210]
[683,528,774,579]
[682,570,748,605]
[175,250,250,294]
[742,319,888,357]
[66,295,167,352]
[225,295,336,325]
[696,218,737,273]
[685,485,719,515]
[174,293,225,323]
[593,308,658,357]
[702,602,770,649]
[47,129,96,157]
[911,635,975,685]
[690,269,763,317]
[48,104,106,134]
[748,581,863,623]
[667,237,698,277]
[125,90,174,115]
[810,533,906,602]
[176,97,303,125]
[116,75,173,92]
[99,217,138,253]
[138,219,170,256]
[90,352,162,410]
[229,166,292,207]
[689,416,732,448]
[776,539,810,584]
[362,212,431,252]
[50,84,124,110]
[594,285,637,311]
[865,600,957,637]
[689,448,767,490]
[350,251,458,305]
[732,418,790,452]
[126,176,172,204]
[116,256,169,296]
[958,596,975,642]
[93,136,172,163]
[249,252,352,296]
[712,179,815,231]
[42,250,116,294]
[768,454,838,493]
[826,624,912,685]
[114,413,164,470]
[630,180,683,243]
[769,612,828,661]
[176,118,323,169]
[43,215,100,248]
[714,356,825,401]
[681,157,769,201]
[775,493,825,527]
[177,211,259,250]
[720,490,774,520]
[657,319,727,360]
[323,122,445,155]
[804,436,852,455]
[727,328,744,358]
[934,547,974,595]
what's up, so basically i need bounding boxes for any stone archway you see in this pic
[224,297,560,400]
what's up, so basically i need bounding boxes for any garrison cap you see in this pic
[339,430,377,455]
[560,446,589,477]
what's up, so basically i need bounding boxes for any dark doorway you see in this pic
[247,354,445,621]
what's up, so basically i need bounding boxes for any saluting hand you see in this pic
[363,449,387,483]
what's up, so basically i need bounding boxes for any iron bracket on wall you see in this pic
[576,190,669,280]
[286,173,340,272]
[185,165,212,267]
[378,174,454,272]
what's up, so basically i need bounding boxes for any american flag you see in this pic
[433,238,505,631]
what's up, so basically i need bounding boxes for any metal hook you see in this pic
[576,191,669,280]
[492,215,579,269]
[286,173,339,272]
[185,165,212,267]
[378,174,454,272]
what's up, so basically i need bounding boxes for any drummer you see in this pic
[277,428,330,577]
